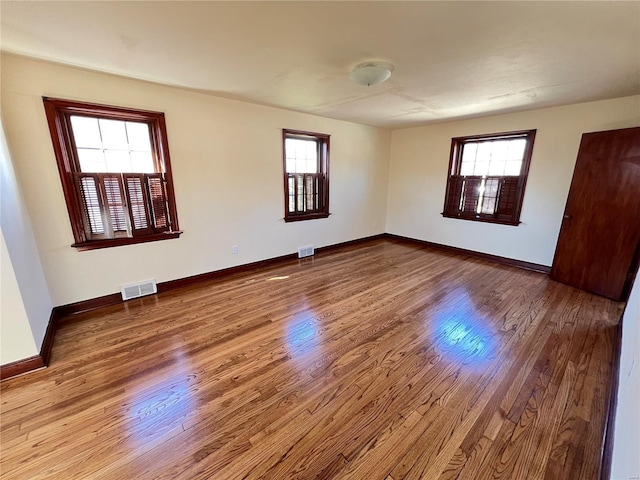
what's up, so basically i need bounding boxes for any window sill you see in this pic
[441,213,520,226]
[284,212,331,223]
[72,231,183,251]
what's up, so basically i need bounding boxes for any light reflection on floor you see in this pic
[285,308,323,361]
[125,347,196,447]
[428,289,499,368]
[267,275,290,281]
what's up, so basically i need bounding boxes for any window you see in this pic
[282,129,330,222]
[43,98,181,250]
[442,129,536,226]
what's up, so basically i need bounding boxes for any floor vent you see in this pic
[121,279,158,301]
[298,245,315,258]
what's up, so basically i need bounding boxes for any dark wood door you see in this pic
[551,127,640,301]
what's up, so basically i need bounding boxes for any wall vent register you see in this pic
[121,279,158,301]
[298,245,315,258]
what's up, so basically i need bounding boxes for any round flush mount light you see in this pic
[349,61,394,86]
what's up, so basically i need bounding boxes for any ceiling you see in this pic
[1,1,639,128]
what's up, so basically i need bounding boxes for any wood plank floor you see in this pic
[0,239,624,479]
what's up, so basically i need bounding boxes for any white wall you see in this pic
[387,96,640,266]
[0,54,390,306]
[612,274,640,480]
[0,117,52,358]
[0,230,38,364]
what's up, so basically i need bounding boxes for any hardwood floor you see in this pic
[0,239,624,479]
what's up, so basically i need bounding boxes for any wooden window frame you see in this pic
[442,129,536,226]
[282,129,330,222]
[43,97,181,250]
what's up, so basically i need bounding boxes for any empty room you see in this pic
[1,2,639,479]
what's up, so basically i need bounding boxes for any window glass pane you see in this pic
[295,159,307,174]
[460,142,476,176]
[307,159,317,174]
[285,138,295,155]
[490,141,509,160]
[285,138,317,174]
[77,148,107,172]
[460,162,475,176]
[72,117,158,174]
[305,141,317,160]
[105,150,132,173]
[476,142,492,163]
[130,151,155,173]
[285,139,299,158]
[488,141,508,175]
[284,138,297,172]
[488,158,506,175]
[505,160,522,176]
[507,139,526,160]
[126,122,152,151]
[460,143,478,175]
[461,143,477,164]
[71,116,102,148]
[286,158,296,172]
[473,161,489,176]
[461,138,526,177]
[99,119,129,149]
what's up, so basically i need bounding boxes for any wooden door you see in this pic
[551,127,640,301]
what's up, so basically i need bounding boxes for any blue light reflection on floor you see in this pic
[436,317,494,359]
[125,348,196,447]
[285,311,322,359]
[428,292,499,368]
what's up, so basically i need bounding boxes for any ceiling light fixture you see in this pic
[349,61,394,86]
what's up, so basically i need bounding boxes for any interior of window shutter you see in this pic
[317,173,324,211]
[304,174,314,212]
[75,173,106,237]
[102,175,128,235]
[480,177,501,215]
[296,174,304,212]
[496,177,520,221]
[287,174,295,213]
[461,177,482,214]
[123,174,153,236]
[145,174,170,232]
[444,175,464,215]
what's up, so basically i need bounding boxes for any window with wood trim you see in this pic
[442,129,536,226]
[43,98,181,250]
[283,129,330,222]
